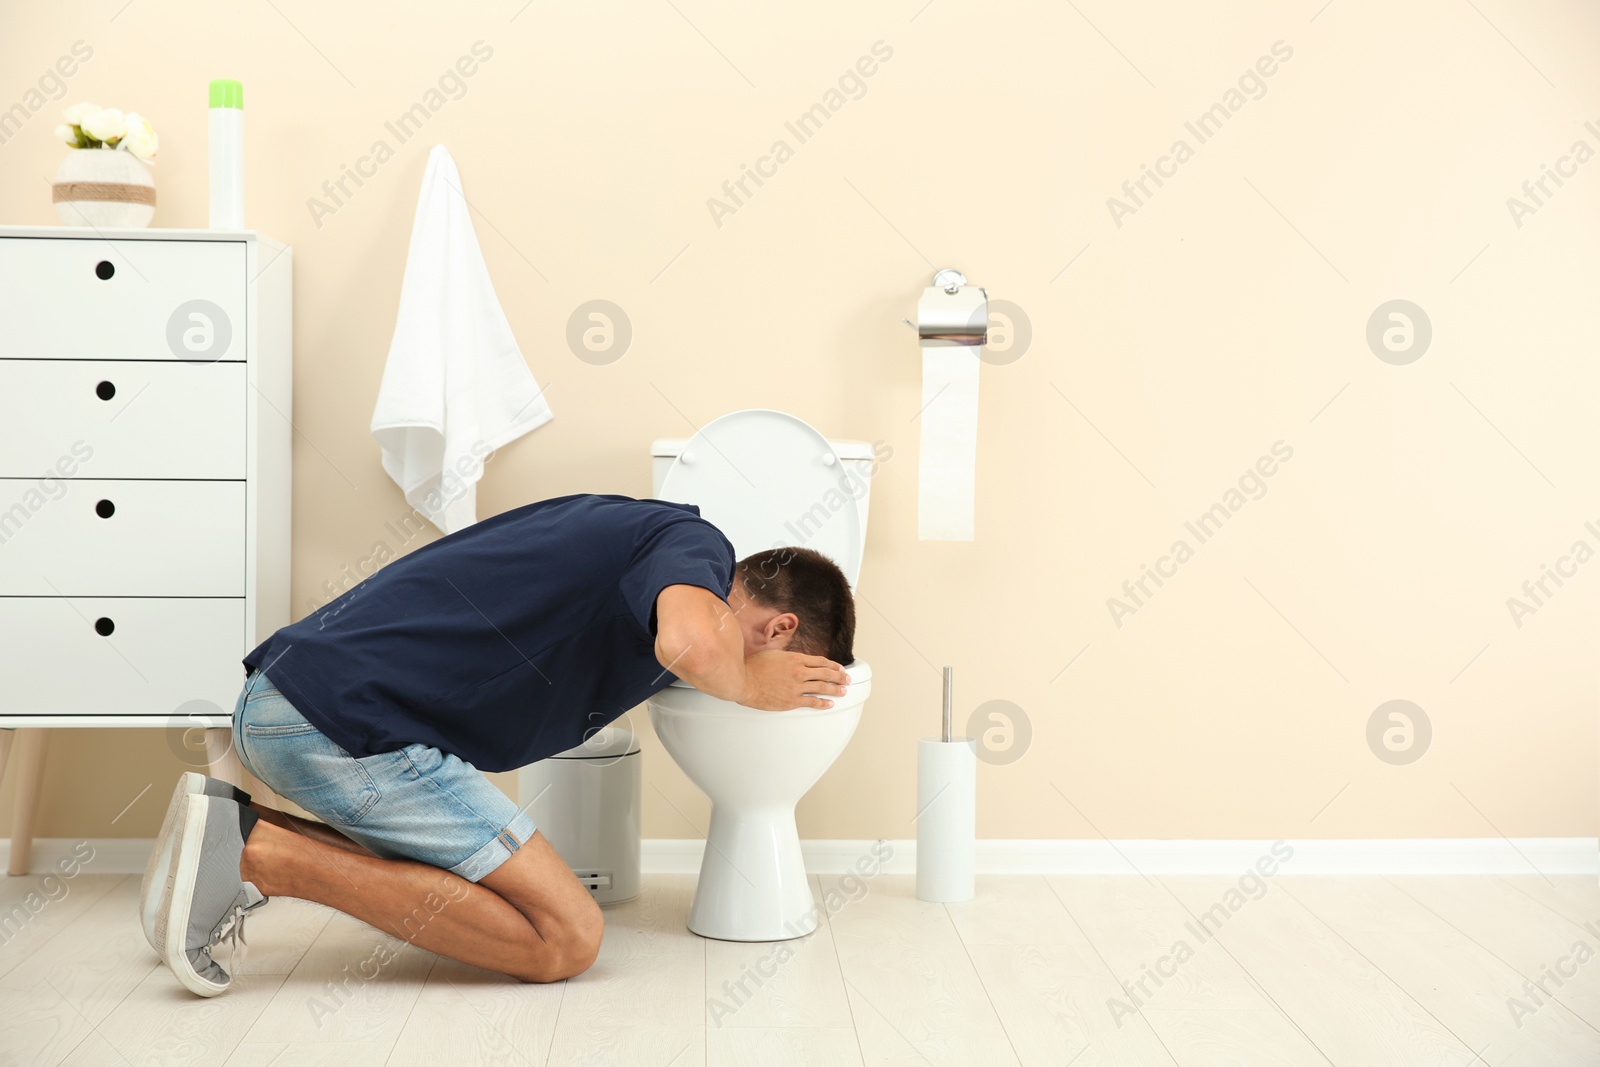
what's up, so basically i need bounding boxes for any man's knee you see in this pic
[563,894,604,975]
[515,894,602,982]
[480,831,605,982]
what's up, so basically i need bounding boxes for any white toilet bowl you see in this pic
[646,659,876,940]
[648,409,877,942]
[648,661,871,941]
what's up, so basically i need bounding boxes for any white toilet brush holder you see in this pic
[917,667,975,902]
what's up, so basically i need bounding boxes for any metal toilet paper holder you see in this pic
[914,268,989,346]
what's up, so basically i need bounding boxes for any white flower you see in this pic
[55,124,77,145]
[80,107,126,144]
[120,112,158,161]
[63,101,99,125]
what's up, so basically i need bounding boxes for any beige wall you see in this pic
[3,1,1598,844]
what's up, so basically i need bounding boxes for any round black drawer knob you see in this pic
[94,617,115,636]
[96,380,116,400]
[95,260,114,280]
[95,499,115,519]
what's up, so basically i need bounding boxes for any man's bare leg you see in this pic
[248,801,375,857]
[238,818,602,982]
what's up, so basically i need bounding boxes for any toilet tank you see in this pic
[650,435,876,562]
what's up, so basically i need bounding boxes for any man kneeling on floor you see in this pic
[142,493,855,996]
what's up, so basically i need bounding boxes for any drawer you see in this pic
[0,479,244,596]
[0,597,245,716]
[0,237,245,362]
[0,360,245,478]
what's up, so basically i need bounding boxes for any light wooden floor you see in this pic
[4,870,1600,1065]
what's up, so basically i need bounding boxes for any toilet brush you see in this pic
[916,666,975,902]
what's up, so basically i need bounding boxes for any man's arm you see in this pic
[652,584,849,711]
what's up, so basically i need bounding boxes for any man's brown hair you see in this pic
[736,547,855,664]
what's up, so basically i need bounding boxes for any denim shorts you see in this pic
[231,668,536,882]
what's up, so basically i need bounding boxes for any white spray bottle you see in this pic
[208,79,244,228]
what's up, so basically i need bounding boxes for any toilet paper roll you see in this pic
[916,736,976,902]
[917,345,980,541]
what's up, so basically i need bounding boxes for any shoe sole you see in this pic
[159,794,230,998]
[140,772,205,954]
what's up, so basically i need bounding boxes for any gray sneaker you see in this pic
[155,793,267,997]
[139,772,260,955]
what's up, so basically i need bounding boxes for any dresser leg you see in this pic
[8,729,49,876]
[0,730,13,871]
[0,729,12,800]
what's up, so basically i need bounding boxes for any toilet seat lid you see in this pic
[657,409,863,586]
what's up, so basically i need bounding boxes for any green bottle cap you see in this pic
[209,79,243,109]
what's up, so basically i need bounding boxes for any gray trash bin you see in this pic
[516,724,641,905]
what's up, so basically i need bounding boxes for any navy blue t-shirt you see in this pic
[242,494,736,772]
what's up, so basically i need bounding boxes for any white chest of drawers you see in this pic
[0,227,291,872]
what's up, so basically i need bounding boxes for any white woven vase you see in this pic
[52,148,156,227]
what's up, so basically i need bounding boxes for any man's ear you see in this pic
[765,611,800,649]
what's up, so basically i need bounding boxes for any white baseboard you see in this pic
[647,838,1600,876]
[3,838,154,877]
[6,837,1595,878]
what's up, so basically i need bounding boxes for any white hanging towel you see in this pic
[371,144,554,534]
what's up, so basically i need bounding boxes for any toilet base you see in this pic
[687,803,819,942]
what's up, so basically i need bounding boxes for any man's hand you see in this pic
[653,584,849,710]
[739,650,850,711]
